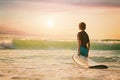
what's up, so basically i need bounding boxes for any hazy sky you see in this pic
[0,0,120,40]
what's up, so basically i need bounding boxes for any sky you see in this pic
[0,0,120,40]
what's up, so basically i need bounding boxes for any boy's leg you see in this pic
[80,47,89,66]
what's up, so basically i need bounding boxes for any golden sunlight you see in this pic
[46,18,55,28]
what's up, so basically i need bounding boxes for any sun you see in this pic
[46,19,54,28]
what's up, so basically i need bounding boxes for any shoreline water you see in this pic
[0,50,120,80]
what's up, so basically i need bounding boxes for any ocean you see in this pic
[0,50,120,80]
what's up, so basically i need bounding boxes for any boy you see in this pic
[77,22,90,57]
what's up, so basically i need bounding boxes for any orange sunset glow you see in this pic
[0,0,120,40]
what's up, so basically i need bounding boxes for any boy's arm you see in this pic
[87,42,90,53]
[77,40,81,56]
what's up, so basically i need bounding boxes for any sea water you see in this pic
[0,50,119,80]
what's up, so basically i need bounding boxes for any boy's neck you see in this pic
[81,30,85,32]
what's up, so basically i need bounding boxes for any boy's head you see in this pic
[79,22,86,30]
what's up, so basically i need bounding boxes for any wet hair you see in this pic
[79,22,86,30]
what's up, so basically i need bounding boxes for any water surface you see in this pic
[0,50,120,80]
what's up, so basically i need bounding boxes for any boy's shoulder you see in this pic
[78,31,85,34]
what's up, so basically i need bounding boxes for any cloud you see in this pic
[0,0,120,7]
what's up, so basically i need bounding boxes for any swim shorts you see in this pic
[80,46,88,57]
